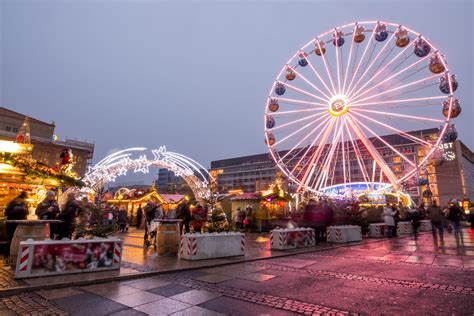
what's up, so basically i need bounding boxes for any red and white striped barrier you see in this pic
[397,221,413,235]
[369,223,389,238]
[419,220,432,232]
[180,232,245,260]
[270,228,315,250]
[326,225,362,243]
[15,237,123,279]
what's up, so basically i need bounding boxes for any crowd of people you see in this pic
[4,190,473,252]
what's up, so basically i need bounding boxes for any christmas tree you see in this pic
[75,204,116,238]
[206,203,229,233]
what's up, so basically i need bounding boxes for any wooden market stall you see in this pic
[106,188,185,224]
[0,140,83,249]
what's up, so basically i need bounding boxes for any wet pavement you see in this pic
[1,228,473,315]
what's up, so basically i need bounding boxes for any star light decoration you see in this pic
[83,147,214,199]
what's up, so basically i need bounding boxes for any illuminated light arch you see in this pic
[83,147,214,200]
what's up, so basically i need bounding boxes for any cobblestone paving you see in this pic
[247,261,474,296]
[299,252,473,271]
[159,273,355,315]
[0,293,67,315]
[0,267,21,289]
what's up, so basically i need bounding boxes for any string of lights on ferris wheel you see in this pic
[264,21,461,196]
[83,146,214,199]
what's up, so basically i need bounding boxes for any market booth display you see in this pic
[230,177,293,232]
[15,237,123,279]
[107,187,185,225]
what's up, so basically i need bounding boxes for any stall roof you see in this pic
[230,192,261,201]
[160,194,186,204]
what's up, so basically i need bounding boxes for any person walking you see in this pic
[447,201,464,237]
[243,205,253,232]
[117,207,128,232]
[408,207,421,240]
[58,193,81,239]
[136,205,143,229]
[5,192,29,252]
[427,200,444,242]
[383,203,397,238]
[234,207,244,231]
[144,201,157,244]
[176,202,191,235]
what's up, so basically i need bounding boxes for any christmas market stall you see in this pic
[106,187,185,224]
[0,140,83,243]
[258,181,292,232]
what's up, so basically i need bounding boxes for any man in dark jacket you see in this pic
[176,202,191,235]
[35,190,60,238]
[58,193,81,239]
[6,192,29,250]
[136,205,143,229]
[427,200,444,242]
[447,202,464,237]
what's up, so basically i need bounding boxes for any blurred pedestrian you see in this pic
[5,192,29,251]
[234,207,244,231]
[136,205,143,229]
[447,201,464,237]
[192,204,206,233]
[117,207,128,232]
[383,203,397,238]
[427,200,444,242]
[36,190,60,238]
[408,207,421,240]
[58,193,81,239]
[176,201,191,234]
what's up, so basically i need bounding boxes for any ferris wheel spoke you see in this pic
[287,65,331,100]
[272,113,328,144]
[345,116,398,186]
[348,42,415,100]
[319,120,344,189]
[303,52,334,96]
[270,108,326,116]
[352,95,446,108]
[290,117,334,176]
[276,97,327,108]
[351,73,442,105]
[345,27,376,97]
[295,118,336,192]
[342,25,357,93]
[351,108,444,124]
[343,118,371,184]
[278,115,332,163]
[278,81,328,103]
[311,118,342,190]
[346,32,396,97]
[270,111,325,133]
[349,114,416,168]
[334,31,342,94]
[316,40,337,95]
[350,52,428,102]
[349,110,435,147]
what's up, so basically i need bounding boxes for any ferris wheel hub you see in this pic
[328,94,349,117]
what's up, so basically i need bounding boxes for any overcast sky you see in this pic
[1,0,472,182]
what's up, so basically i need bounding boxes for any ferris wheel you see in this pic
[264,21,461,196]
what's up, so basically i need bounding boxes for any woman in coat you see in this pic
[383,204,397,238]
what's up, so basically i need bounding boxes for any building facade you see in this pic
[0,107,94,177]
[155,168,194,197]
[210,128,473,206]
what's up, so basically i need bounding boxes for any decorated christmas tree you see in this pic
[206,202,229,233]
[75,204,116,238]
